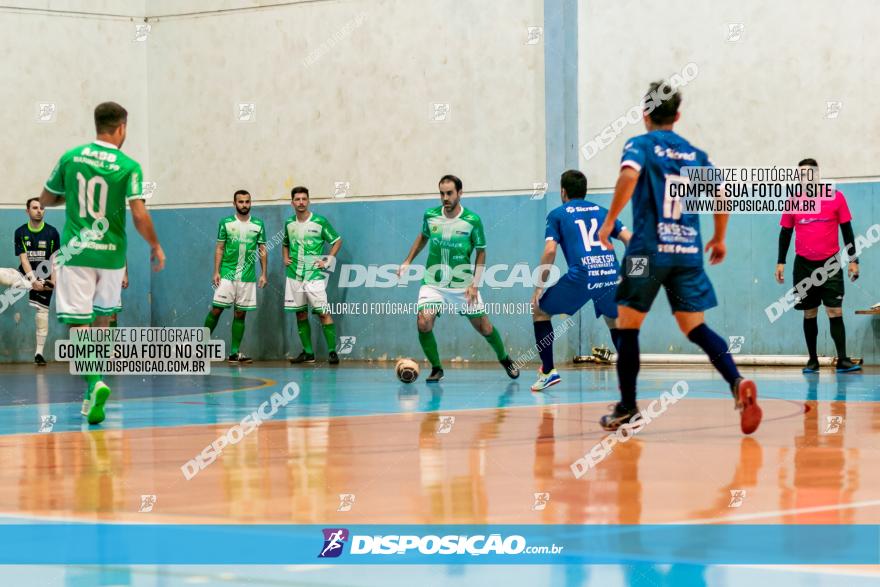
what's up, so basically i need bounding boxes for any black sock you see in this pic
[533,320,555,373]
[829,316,847,360]
[610,328,621,352]
[687,323,741,386]
[616,329,640,409]
[803,316,819,361]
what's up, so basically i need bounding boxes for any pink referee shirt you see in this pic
[780,189,852,261]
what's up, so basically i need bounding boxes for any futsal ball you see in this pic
[395,358,420,383]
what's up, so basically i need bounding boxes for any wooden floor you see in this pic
[0,363,878,585]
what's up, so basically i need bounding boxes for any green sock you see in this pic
[418,330,442,369]
[204,311,220,333]
[297,319,313,354]
[483,326,508,361]
[231,316,246,355]
[84,374,100,400]
[322,323,337,352]
[74,327,101,399]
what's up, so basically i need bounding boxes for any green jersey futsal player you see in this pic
[398,174,519,382]
[204,190,267,364]
[39,101,166,425]
[283,186,343,365]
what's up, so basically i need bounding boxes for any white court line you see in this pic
[665,498,880,525]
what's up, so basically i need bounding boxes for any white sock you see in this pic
[35,309,48,355]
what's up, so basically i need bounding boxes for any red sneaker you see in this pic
[733,378,762,435]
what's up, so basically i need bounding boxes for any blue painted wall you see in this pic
[1,184,878,364]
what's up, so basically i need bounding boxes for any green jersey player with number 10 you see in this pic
[398,174,519,382]
[203,190,268,364]
[39,101,166,425]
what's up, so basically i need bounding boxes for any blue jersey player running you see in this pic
[531,170,631,391]
[597,80,762,435]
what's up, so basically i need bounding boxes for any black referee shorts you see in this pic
[793,254,844,310]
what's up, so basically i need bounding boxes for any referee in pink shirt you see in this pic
[776,158,861,373]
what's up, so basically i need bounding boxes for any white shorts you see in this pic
[284,278,329,314]
[55,264,125,324]
[213,278,257,311]
[417,284,486,317]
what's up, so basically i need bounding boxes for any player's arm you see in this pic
[532,239,558,308]
[466,248,487,304]
[598,167,639,249]
[616,228,633,245]
[47,228,59,286]
[213,242,224,285]
[316,220,342,270]
[776,227,793,283]
[18,252,43,290]
[129,199,165,271]
[39,187,63,207]
[840,221,859,281]
[398,233,427,276]
[258,243,268,288]
[704,212,729,265]
[41,157,66,206]
[122,263,129,289]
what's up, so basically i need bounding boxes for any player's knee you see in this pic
[296,311,308,321]
[234,311,246,320]
[826,306,842,318]
[474,319,493,336]
[804,307,819,319]
[417,315,433,333]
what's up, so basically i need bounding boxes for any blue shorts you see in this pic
[615,258,717,313]
[538,272,618,319]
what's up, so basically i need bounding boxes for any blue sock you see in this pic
[687,323,740,386]
[616,329,640,409]
[533,320,555,373]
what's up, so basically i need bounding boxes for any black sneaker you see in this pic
[836,357,861,373]
[426,367,444,383]
[34,354,47,366]
[599,402,639,431]
[289,352,316,364]
[802,358,820,374]
[328,351,340,365]
[500,357,520,379]
[228,352,253,364]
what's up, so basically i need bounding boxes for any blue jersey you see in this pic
[545,200,624,283]
[621,130,712,266]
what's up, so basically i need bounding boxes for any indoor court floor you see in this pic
[0,362,878,585]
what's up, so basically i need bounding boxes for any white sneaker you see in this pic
[530,369,561,391]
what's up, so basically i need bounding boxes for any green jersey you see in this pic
[216,215,267,282]
[421,206,486,288]
[283,213,341,281]
[44,140,144,269]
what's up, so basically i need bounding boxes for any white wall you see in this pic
[144,0,545,205]
[1,2,149,206]
[4,0,544,207]
[579,0,880,189]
